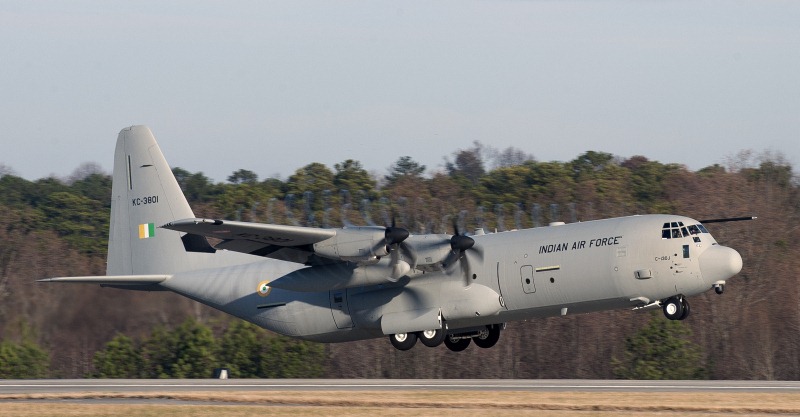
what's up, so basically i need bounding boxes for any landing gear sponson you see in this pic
[389,324,505,351]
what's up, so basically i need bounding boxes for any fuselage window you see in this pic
[697,224,710,234]
[687,225,701,235]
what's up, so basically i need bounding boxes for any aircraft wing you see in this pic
[162,218,339,265]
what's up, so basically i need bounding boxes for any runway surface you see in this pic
[3,379,800,395]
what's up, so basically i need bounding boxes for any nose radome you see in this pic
[699,245,743,283]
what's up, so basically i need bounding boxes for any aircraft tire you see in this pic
[473,325,501,349]
[418,329,446,347]
[662,297,684,321]
[678,298,691,320]
[389,333,418,351]
[444,335,471,352]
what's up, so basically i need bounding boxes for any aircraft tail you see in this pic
[106,126,248,275]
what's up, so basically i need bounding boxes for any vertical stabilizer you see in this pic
[106,126,250,275]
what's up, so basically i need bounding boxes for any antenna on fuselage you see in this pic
[699,216,757,224]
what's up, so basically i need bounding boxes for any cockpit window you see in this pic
[661,222,709,239]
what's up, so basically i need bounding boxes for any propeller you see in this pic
[441,221,483,285]
[383,217,414,281]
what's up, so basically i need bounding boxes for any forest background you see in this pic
[0,142,797,379]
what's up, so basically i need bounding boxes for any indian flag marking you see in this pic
[138,223,155,239]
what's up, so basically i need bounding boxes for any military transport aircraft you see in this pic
[41,126,746,351]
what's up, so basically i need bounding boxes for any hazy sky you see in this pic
[2,1,798,182]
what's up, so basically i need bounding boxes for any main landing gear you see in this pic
[389,324,503,352]
[662,295,690,321]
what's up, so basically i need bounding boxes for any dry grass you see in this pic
[3,391,800,416]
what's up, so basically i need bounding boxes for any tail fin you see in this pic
[106,126,248,275]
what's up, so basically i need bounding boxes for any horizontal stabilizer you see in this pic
[38,275,171,285]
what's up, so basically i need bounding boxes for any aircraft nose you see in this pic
[699,245,742,283]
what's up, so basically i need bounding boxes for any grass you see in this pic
[3,390,800,416]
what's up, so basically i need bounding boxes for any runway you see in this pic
[3,378,800,395]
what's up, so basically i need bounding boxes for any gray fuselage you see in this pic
[161,214,740,343]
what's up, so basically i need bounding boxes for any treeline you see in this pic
[92,319,324,378]
[0,144,797,379]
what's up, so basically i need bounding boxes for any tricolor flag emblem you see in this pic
[138,223,155,239]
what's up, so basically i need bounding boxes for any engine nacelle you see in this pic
[313,227,389,262]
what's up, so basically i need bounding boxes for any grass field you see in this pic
[4,391,800,416]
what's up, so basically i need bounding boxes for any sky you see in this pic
[2,1,799,183]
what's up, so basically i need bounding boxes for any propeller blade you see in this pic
[442,249,462,271]
[399,242,417,269]
[384,217,411,280]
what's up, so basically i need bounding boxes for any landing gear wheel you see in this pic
[473,325,501,349]
[678,297,691,321]
[418,328,446,347]
[662,296,684,321]
[444,335,471,352]
[715,284,725,295]
[389,332,417,351]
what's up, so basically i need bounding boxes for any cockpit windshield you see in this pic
[661,221,709,240]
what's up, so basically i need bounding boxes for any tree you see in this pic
[286,163,335,195]
[385,156,425,185]
[39,191,109,254]
[139,319,218,378]
[217,320,264,377]
[446,143,485,185]
[259,335,326,378]
[92,333,141,378]
[170,319,218,378]
[491,146,535,169]
[0,338,49,378]
[228,169,259,185]
[0,340,48,378]
[612,313,706,380]
[334,159,376,193]
[217,320,327,378]
[173,167,218,202]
